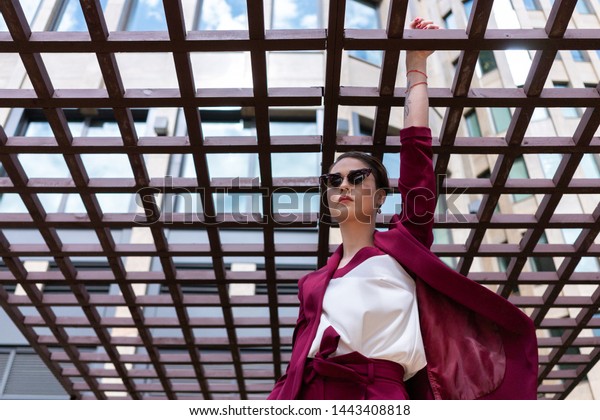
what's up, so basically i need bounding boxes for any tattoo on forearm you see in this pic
[405,81,411,117]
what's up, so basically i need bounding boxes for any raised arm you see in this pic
[390,18,438,249]
[404,17,437,128]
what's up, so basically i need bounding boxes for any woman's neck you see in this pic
[339,220,376,261]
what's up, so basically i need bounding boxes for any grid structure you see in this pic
[0,0,599,400]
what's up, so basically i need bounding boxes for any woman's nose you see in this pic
[339,176,352,190]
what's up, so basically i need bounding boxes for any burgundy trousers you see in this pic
[297,325,409,400]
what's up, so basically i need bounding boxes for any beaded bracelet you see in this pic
[406,69,428,78]
[405,81,428,93]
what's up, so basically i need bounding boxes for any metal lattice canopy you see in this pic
[0,0,599,400]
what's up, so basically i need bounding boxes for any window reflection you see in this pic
[198,0,248,30]
[126,0,168,31]
[271,153,320,177]
[538,154,562,179]
[477,51,498,76]
[509,155,533,202]
[273,191,320,215]
[575,0,593,14]
[553,82,580,119]
[0,109,149,214]
[490,107,511,133]
[464,109,482,137]
[81,154,134,178]
[0,194,28,213]
[443,11,457,29]
[271,0,320,29]
[54,0,109,31]
[175,110,320,217]
[270,121,318,136]
[463,0,474,19]
[579,154,600,178]
[345,0,382,65]
[0,0,42,31]
[523,0,542,11]
[18,154,71,178]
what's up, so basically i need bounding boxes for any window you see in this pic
[509,155,533,202]
[497,249,510,272]
[345,0,381,65]
[0,0,42,31]
[478,51,498,75]
[538,153,562,179]
[443,11,457,29]
[474,168,501,214]
[491,107,511,133]
[175,110,320,216]
[570,50,589,62]
[580,154,600,178]
[576,0,593,14]
[0,349,68,398]
[523,0,542,10]
[464,109,482,137]
[477,168,491,179]
[553,82,581,118]
[434,193,457,269]
[496,243,519,294]
[271,0,321,29]
[0,109,148,214]
[54,0,109,31]
[125,0,168,30]
[532,107,550,121]
[548,327,580,371]
[531,232,556,272]
[594,313,600,337]
[197,0,248,30]
[160,283,218,295]
[463,0,474,18]
[44,262,111,294]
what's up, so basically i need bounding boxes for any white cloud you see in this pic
[140,0,161,7]
[274,0,298,26]
[147,10,163,22]
[22,0,42,22]
[301,14,317,29]
[58,2,79,31]
[200,0,247,30]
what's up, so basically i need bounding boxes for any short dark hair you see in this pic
[328,151,391,195]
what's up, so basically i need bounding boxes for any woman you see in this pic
[267,17,538,400]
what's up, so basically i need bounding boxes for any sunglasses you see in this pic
[319,168,373,188]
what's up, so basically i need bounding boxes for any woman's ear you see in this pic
[376,189,387,208]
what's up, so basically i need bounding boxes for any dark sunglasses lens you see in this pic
[328,175,343,187]
[321,174,341,187]
[349,170,369,184]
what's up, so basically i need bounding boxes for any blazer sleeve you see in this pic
[268,276,308,398]
[389,125,437,249]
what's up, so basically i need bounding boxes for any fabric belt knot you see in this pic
[306,325,376,385]
[302,325,400,399]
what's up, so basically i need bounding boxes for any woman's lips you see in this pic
[338,196,353,202]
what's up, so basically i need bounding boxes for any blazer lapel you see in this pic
[287,244,343,399]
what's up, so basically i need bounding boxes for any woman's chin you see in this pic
[329,207,351,223]
[331,208,376,225]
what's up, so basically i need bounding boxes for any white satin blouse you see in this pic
[307,247,427,381]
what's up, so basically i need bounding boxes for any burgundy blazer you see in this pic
[267,126,538,400]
